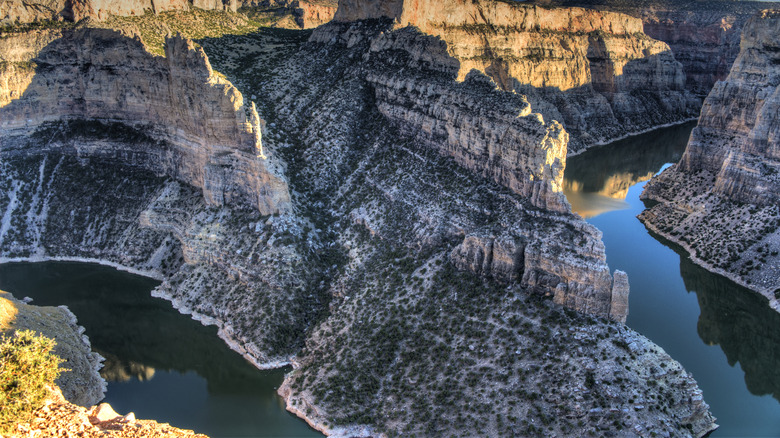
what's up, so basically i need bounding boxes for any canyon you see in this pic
[7,0,777,435]
[640,9,780,312]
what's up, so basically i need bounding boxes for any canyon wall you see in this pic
[0,28,290,214]
[333,0,698,153]
[0,0,336,27]
[541,0,774,96]
[640,10,780,310]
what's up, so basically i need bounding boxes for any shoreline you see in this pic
[0,255,294,371]
[567,117,699,158]
[638,215,780,313]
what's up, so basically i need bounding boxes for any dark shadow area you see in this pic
[0,261,271,392]
[649,230,780,403]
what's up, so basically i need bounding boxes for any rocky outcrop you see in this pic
[0,28,290,214]
[8,385,208,438]
[290,0,337,28]
[640,10,780,310]
[332,0,698,153]
[0,291,105,407]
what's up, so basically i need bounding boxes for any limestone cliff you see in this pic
[297,18,628,323]
[640,10,780,310]
[0,0,235,23]
[0,28,290,214]
[332,0,698,153]
[540,0,774,96]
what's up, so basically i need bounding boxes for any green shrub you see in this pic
[0,330,65,434]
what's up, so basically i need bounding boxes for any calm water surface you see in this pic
[565,122,780,436]
[0,261,319,438]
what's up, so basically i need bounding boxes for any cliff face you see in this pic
[0,28,290,214]
[640,10,780,310]
[0,0,234,23]
[333,0,698,153]
[538,0,773,97]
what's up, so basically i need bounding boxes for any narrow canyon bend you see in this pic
[0,0,777,436]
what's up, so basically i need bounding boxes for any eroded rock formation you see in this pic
[0,28,290,214]
[640,9,780,310]
[332,0,698,153]
[540,0,774,97]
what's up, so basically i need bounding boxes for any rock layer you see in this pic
[333,0,698,153]
[0,28,290,214]
[540,0,774,96]
[640,10,780,310]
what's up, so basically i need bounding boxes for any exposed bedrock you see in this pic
[0,0,337,25]
[0,28,290,214]
[279,17,629,320]
[539,0,775,96]
[332,0,699,153]
[640,10,780,309]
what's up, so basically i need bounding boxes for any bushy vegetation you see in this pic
[0,330,65,434]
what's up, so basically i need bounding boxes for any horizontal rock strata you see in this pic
[333,0,699,153]
[0,28,290,214]
[640,9,780,310]
[540,0,774,96]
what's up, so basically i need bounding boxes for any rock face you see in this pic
[298,17,628,323]
[0,291,105,407]
[290,0,337,28]
[0,0,238,23]
[333,0,698,153]
[540,0,773,97]
[640,10,780,310]
[0,28,290,214]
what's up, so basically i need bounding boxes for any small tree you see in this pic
[0,330,65,434]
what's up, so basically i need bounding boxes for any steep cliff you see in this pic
[540,0,774,96]
[640,10,780,310]
[332,0,698,153]
[0,28,290,214]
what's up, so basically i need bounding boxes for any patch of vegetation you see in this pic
[0,330,65,434]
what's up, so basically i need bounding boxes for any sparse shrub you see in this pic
[0,330,65,434]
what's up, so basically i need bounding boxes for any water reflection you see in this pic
[677,248,780,402]
[0,261,319,437]
[563,122,695,218]
[565,121,780,435]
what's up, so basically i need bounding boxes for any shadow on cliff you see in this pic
[648,230,780,403]
[503,46,699,152]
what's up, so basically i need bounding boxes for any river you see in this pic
[564,121,780,436]
[0,261,319,438]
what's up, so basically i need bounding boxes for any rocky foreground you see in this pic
[640,9,780,312]
[9,386,208,438]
